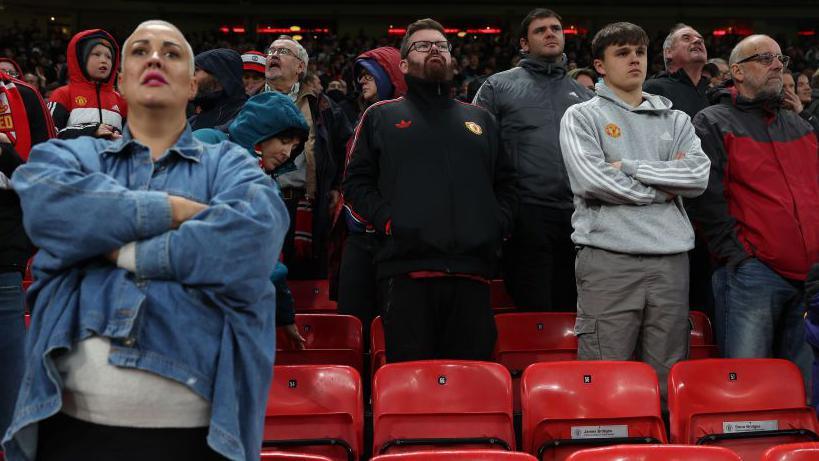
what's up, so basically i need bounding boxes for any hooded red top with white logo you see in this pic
[48,29,127,139]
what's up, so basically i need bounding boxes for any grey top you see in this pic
[559,81,710,254]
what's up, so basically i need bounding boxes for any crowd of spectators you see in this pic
[4,19,819,102]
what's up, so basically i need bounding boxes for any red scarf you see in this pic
[0,72,55,159]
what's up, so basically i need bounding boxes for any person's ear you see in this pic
[731,63,742,83]
[399,59,409,74]
[519,37,530,54]
[593,58,606,77]
[188,75,198,101]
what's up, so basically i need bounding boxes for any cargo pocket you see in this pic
[574,316,602,360]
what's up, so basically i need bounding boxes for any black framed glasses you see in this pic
[267,47,302,61]
[408,40,452,54]
[2,69,19,78]
[736,52,790,67]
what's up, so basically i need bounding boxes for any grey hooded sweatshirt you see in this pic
[559,81,710,255]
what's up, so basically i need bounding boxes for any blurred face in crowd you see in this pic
[243,70,265,96]
[732,36,785,100]
[327,80,347,94]
[665,27,706,70]
[713,61,730,81]
[86,44,113,81]
[783,72,796,93]
[305,74,323,96]
[575,73,595,91]
[193,67,222,99]
[266,39,304,88]
[257,135,300,170]
[119,23,196,112]
[400,28,453,82]
[23,73,39,88]
[521,16,565,61]
[797,73,812,103]
[594,42,647,95]
[358,70,378,102]
[0,61,19,78]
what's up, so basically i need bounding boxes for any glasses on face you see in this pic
[2,69,19,78]
[737,52,790,68]
[408,40,452,54]
[267,47,302,61]
[358,73,374,83]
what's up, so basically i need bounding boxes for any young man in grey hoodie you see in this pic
[559,22,710,397]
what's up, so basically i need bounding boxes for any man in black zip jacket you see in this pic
[473,8,593,311]
[343,18,518,362]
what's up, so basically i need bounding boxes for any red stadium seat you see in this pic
[688,311,719,359]
[493,312,578,413]
[263,365,363,461]
[289,279,337,313]
[762,442,819,461]
[260,452,334,460]
[521,361,668,461]
[491,279,517,313]
[564,444,742,461]
[371,316,386,380]
[372,450,538,460]
[372,360,515,456]
[276,314,363,374]
[669,359,819,461]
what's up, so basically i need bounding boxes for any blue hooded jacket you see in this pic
[188,49,247,130]
[194,92,309,325]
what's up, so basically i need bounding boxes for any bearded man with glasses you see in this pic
[343,18,518,362]
[690,35,819,388]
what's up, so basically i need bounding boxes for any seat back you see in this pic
[669,359,819,461]
[260,452,334,461]
[521,361,668,461]
[372,450,538,460]
[762,442,819,461]
[493,312,578,413]
[263,365,363,461]
[289,279,337,313]
[371,316,386,381]
[491,279,516,312]
[564,444,742,461]
[276,314,363,374]
[688,311,719,359]
[372,360,515,456]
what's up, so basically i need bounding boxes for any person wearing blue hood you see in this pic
[188,48,247,130]
[194,91,310,349]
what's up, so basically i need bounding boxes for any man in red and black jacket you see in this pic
[690,34,819,382]
[0,69,55,440]
[343,18,518,362]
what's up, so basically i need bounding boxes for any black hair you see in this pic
[519,8,562,42]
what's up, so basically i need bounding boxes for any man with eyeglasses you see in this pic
[265,35,352,279]
[343,18,517,362]
[691,35,819,386]
[473,8,593,312]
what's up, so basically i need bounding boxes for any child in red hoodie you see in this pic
[48,29,127,139]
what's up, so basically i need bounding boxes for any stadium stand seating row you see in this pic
[262,358,819,461]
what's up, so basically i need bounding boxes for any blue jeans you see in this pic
[712,259,812,389]
[0,271,25,438]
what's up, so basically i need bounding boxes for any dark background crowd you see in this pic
[4,19,819,102]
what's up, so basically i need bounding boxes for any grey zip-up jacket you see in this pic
[559,82,710,254]
[473,57,593,213]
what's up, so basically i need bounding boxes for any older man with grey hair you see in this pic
[2,19,288,461]
[643,23,714,325]
[691,35,819,390]
[264,34,352,279]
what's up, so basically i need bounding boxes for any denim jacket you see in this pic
[2,125,288,461]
